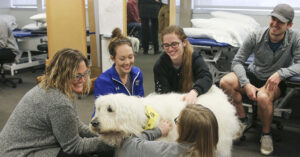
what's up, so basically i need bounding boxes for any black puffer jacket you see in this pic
[138,0,161,18]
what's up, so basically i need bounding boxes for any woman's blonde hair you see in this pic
[40,48,90,100]
[161,25,194,92]
[108,27,132,58]
[177,104,219,157]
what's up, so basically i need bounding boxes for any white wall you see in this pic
[0,0,9,8]
[0,0,42,28]
[1,0,89,28]
[9,9,90,29]
[0,0,10,14]
[3,0,299,29]
[3,0,300,51]
[192,12,300,30]
[8,9,42,28]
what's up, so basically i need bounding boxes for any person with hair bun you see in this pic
[93,28,144,117]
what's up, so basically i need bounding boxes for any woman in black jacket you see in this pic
[153,25,213,104]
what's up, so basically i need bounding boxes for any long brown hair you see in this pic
[177,104,219,157]
[108,27,132,59]
[40,48,90,100]
[161,25,194,92]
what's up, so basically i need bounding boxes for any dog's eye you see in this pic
[107,106,113,112]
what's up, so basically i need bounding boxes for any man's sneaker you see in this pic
[233,120,249,140]
[260,135,274,155]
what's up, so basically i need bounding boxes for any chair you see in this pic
[37,43,48,53]
[0,49,23,88]
[241,101,284,141]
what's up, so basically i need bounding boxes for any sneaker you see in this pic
[260,135,274,155]
[233,120,249,140]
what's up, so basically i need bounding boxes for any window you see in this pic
[193,0,300,15]
[11,0,37,8]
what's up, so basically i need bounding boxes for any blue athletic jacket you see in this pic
[92,64,144,117]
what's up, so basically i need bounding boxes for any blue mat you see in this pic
[187,37,230,47]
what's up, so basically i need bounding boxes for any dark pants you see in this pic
[57,149,115,157]
[127,22,142,40]
[141,18,159,53]
[0,48,16,63]
[246,70,286,95]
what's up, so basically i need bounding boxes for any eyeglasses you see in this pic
[74,70,90,81]
[174,117,178,124]
[162,42,180,49]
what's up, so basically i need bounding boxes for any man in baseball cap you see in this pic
[220,3,300,156]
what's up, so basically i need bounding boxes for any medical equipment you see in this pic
[187,37,238,83]
[3,30,47,76]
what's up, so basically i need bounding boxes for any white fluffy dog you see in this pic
[90,85,239,157]
[128,36,140,53]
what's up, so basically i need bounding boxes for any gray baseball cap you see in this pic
[271,4,294,23]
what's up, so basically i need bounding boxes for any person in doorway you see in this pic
[127,0,142,39]
[138,0,161,55]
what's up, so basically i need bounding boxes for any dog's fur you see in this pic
[90,85,239,157]
[128,36,140,53]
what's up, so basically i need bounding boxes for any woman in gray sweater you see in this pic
[0,48,113,157]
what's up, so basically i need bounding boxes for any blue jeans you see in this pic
[127,22,141,39]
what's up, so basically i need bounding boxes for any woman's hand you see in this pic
[158,119,173,137]
[182,89,198,104]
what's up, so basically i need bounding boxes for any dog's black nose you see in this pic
[91,120,99,128]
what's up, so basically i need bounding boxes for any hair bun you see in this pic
[111,27,123,39]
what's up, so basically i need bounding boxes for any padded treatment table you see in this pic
[187,37,237,83]
[2,30,47,76]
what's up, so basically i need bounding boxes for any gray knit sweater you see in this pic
[115,128,190,157]
[0,85,111,157]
